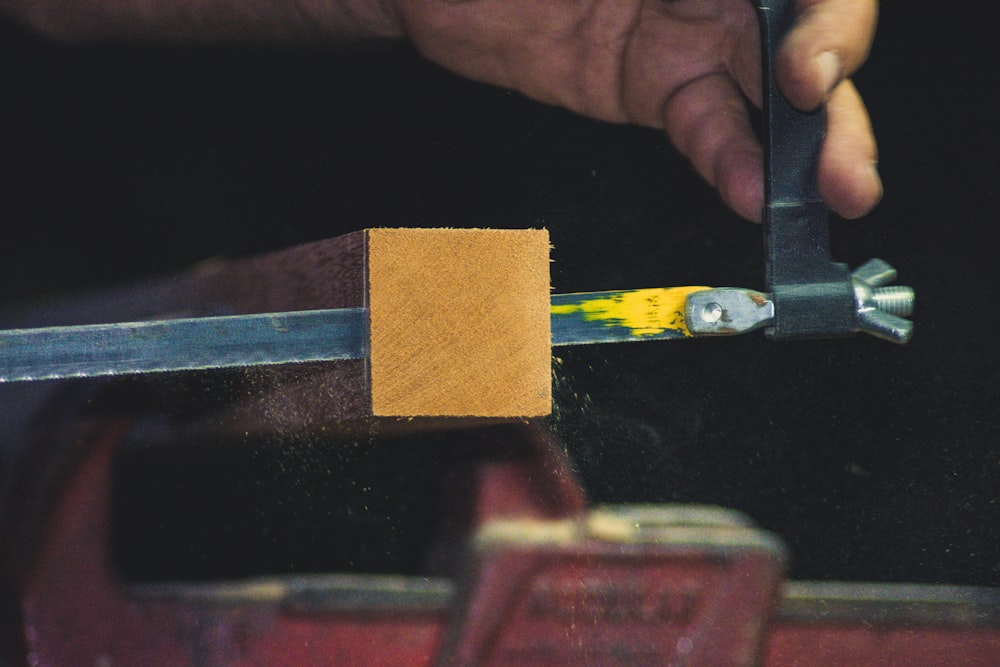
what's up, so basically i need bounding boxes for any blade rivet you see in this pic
[701,303,723,323]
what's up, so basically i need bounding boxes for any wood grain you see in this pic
[367,228,551,418]
[200,230,368,314]
[206,230,373,419]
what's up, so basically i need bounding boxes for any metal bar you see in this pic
[755,0,856,339]
[0,286,725,383]
[779,581,1000,628]
[550,287,707,346]
[0,307,369,382]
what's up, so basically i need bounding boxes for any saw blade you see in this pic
[0,287,713,383]
[550,286,708,346]
[0,308,369,382]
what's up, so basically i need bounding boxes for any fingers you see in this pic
[777,0,878,111]
[819,79,882,219]
[663,73,764,222]
[663,73,879,222]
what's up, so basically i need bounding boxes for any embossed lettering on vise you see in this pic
[526,577,701,625]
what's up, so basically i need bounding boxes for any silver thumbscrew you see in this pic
[852,259,915,344]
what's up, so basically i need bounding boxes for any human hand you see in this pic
[391,0,881,222]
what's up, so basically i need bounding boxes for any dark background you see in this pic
[0,4,998,586]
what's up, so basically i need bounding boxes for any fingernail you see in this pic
[816,51,842,95]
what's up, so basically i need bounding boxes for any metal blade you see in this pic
[0,308,368,382]
[0,286,746,383]
[550,287,709,346]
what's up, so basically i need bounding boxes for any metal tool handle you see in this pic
[755,0,855,338]
[753,0,913,343]
[756,0,824,211]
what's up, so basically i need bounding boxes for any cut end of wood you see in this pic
[367,228,551,418]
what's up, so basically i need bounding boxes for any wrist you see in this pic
[2,0,407,42]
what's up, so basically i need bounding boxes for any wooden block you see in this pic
[204,228,552,420]
[367,228,551,418]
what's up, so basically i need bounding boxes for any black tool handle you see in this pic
[754,0,856,338]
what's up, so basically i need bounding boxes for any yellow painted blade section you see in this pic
[550,286,710,344]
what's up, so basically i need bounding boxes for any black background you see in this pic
[1,4,998,586]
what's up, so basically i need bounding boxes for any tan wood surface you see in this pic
[367,228,550,417]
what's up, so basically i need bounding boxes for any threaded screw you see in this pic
[852,260,915,344]
[871,286,915,317]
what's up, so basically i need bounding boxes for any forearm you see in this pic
[0,0,403,42]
